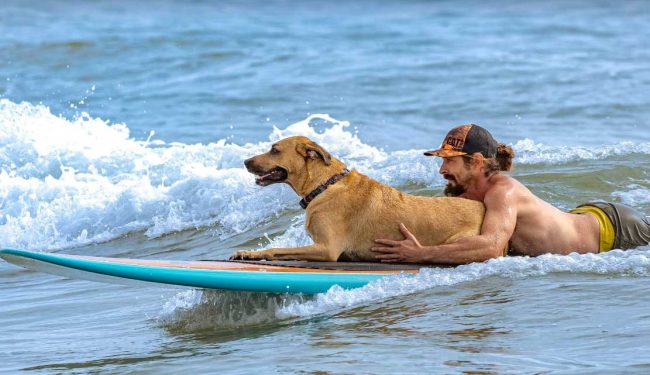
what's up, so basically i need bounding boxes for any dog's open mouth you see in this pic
[254,167,288,186]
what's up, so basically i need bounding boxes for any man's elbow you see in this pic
[481,243,506,261]
[484,234,509,260]
[491,248,506,260]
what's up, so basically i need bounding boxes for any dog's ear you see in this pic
[296,141,332,166]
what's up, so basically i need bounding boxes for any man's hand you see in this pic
[230,250,261,260]
[372,223,427,263]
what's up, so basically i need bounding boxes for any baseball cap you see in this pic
[424,124,498,158]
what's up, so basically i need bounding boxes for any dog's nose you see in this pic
[244,158,253,169]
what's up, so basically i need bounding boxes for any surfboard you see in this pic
[0,248,426,294]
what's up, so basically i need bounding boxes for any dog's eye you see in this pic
[270,147,279,154]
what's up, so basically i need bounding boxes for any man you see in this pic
[372,124,650,264]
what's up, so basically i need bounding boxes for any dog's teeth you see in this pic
[254,169,284,186]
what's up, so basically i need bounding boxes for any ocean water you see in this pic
[1,0,650,373]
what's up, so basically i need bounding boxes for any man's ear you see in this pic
[469,152,485,169]
[296,142,332,165]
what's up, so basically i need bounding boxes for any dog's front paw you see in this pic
[229,250,259,260]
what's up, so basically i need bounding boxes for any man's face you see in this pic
[438,156,475,196]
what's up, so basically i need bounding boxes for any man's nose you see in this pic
[439,162,446,175]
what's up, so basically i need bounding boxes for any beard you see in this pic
[444,182,466,197]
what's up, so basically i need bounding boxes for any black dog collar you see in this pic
[299,169,350,209]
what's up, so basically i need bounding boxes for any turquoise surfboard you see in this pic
[0,248,424,294]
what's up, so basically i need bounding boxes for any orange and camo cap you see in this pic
[424,124,498,158]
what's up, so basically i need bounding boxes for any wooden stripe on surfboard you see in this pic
[64,255,424,274]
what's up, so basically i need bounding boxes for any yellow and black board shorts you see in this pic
[571,201,650,252]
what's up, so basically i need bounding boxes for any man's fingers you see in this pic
[375,253,401,261]
[371,246,397,253]
[399,223,415,240]
[372,247,403,262]
[374,238,400,246]
[230,251,253,260]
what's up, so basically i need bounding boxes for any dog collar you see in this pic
[299,169,350,209]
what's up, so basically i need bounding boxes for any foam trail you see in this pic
[155,251,650,326]
[277,250,650,318]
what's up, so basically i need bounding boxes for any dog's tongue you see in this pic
[256,169,283,184]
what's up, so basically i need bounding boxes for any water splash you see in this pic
[158,288,310,333]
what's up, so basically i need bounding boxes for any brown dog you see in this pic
[230,136,485,262]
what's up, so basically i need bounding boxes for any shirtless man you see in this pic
[372,124,650,264]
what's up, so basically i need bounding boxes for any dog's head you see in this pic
[244,136,333,187]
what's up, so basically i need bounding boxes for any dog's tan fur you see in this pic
[231,136,485,262]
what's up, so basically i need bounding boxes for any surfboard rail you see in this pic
[0,248,423,294]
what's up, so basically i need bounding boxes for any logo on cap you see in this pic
[424,124,497,158]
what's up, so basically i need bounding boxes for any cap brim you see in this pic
[423,149,467,157]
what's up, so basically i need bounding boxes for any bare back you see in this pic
[489,175,600,255]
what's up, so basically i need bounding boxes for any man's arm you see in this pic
[372,181,517,264]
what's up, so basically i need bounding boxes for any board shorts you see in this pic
[570,202,650,252]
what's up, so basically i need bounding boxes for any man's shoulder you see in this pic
[488,174,519,190]
[486,173,540,207]
[482,174,524,204]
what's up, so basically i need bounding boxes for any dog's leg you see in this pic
[230,243,341,262]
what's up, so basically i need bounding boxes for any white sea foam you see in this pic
[263,215,312,248]
[612,184,650,206]
[277,249,650,318]
[1,99,649,250]
[514,138,650,164]
[0,100,293,249]
[161,289,203,315]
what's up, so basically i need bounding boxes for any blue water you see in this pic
[3,0,649,148]
[1,1,650,373]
